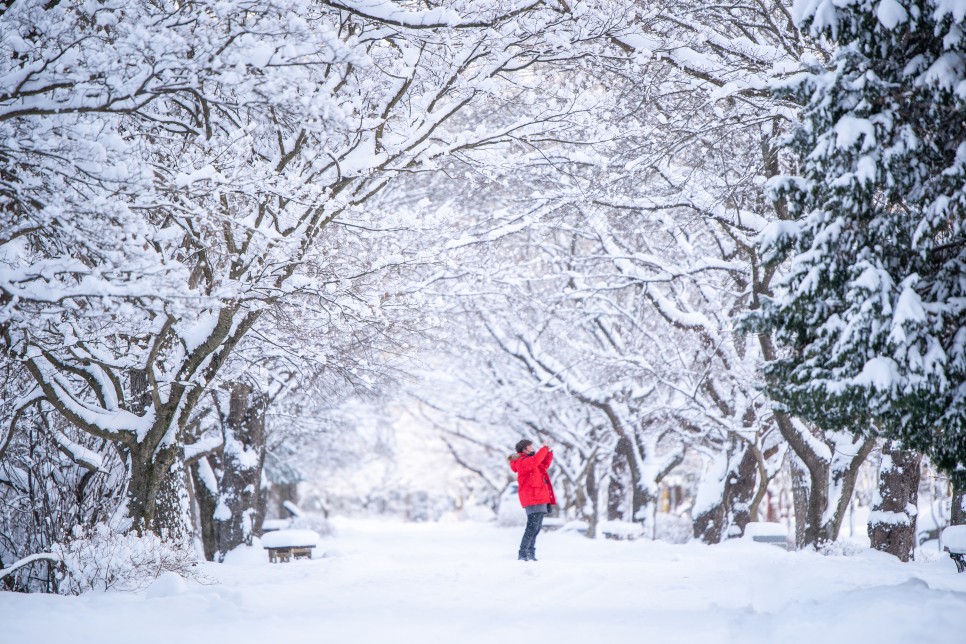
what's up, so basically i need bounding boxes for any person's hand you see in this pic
[543,441,552,451]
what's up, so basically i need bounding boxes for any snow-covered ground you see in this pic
[3,518,966,644]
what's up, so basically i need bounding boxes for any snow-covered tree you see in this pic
[747,1,966,546]
[0,0,632,544]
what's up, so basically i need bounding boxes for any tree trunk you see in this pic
[570,456,599,537]
[758,339,873,549]
[816,433,875,545]
[213,383,267,561]
[868,441,921,562]
[729,443,757,533]
[788,455,810,548]
[779,420,873,549]
[693,441,758,543]
[692,452,729,543]
[190,456,219,561]
[269,481,300,519]
[607,439,629,521]
[585,459,599,539]
[154,455,192,543]
[951,471,966,526]
[622,436,658,530]
[123,443,191,541]
[119,369,192,541]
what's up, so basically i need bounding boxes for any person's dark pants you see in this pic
[518,511,545,560]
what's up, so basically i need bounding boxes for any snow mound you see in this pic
[145,571,188,598]
[222,537,266,566]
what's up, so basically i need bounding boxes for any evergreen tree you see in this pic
[747,1,966,476]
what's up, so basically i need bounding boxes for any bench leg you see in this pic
[951,553,966,573]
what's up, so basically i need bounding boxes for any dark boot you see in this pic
[528,548,537,562]
[518,549,529,561]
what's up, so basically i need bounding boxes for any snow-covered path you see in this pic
[3,518,966,644]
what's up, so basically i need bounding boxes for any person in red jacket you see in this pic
[508,439,556,561]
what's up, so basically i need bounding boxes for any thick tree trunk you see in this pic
[123,443,191,541]
[213,383,266,561]
[120,369,192,541]
[868,441,921,562]
[154,456,192,543]
[693,441,758,544]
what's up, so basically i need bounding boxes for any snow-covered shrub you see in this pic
[53,524,201,594]
[0,405,126,593]
[599,520,645,541]
[819,539,868,558]
[288,514,333,537]
[655,513,693,544]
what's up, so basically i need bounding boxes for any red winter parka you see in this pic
[509,446,556,508]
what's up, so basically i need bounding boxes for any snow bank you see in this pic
[3,519,966,644]
[222,537,266,566]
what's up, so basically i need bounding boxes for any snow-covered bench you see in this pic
[261,529,320,563]
[942,525,966,573]
[743,522,788,549]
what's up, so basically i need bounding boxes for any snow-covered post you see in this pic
[868,441,921,562]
